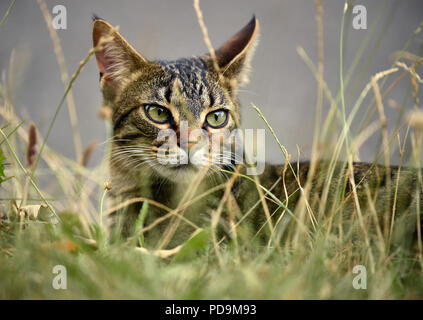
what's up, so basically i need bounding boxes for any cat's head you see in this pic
[92,16,258,182]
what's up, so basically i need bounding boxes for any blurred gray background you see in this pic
[0,0,423,166]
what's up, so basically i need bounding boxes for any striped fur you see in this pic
[92,17,422,249]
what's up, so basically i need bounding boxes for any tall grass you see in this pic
[1,0,423,299]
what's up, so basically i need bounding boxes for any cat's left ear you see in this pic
[204,16,259,87]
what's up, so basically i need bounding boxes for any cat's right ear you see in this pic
[92,19,148,88]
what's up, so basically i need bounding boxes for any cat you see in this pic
[92,16,422,250]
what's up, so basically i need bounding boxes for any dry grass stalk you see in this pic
[26,123,37,169]
[157,164,210,250]
[37,0,83,163]
[98,106,113,120]
[193,0,219,72]
[372,76,391,236]
[81,141,97,167]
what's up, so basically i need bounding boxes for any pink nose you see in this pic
[177,128,198,149]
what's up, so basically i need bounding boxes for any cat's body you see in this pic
[92,17,422,249]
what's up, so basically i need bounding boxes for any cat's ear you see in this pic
[205,16,259,86]
[92,19,148,87]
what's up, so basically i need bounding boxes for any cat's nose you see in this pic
[178,140,197,151]
[177,128,195,149]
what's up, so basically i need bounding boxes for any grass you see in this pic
[1,0,423,299]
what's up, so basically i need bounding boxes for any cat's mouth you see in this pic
[170,163,195,169]
[152,162,202,182]
[151,145,221,181]
[166,162,199,171]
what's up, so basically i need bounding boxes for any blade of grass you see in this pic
[0,0,15,30]
[37,0,82,164]
[0,127,58,219]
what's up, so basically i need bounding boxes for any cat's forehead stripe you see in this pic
[159,58,209,99]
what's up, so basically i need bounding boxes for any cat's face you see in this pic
[92,17,258,181]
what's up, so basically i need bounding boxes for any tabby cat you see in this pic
[92,16,422,249]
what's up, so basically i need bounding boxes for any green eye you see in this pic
[205,110,228,128]
[144,104,171,124]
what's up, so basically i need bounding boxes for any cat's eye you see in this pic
[144,104,171,124]
[205,110,228,129]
